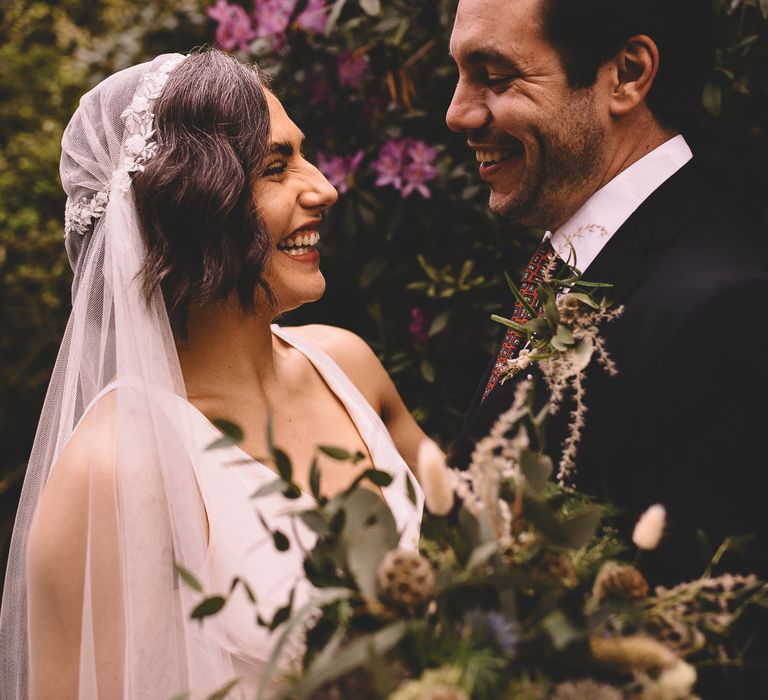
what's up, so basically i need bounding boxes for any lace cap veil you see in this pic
[0,53,238,699]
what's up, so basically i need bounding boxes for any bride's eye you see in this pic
[262,160,287,177]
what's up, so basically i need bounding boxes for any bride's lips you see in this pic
[277,219,322,263]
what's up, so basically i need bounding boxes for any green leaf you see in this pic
[273,447,292,482]
[273,529,290,552]
[703,80,722,117]
[525,317,553,339]
[420,358,436,383]
[229,577,256,604]
[360,469,393,487]
[299,510,330,537]
[211,418,243,443]
[560,506,603,549]
[504,270,537,318]
[543,610,580,650]
[256,588,354,698]
[319,445,354,461]
[466,541,498,571]
[205,679,240,700]
[191,595,226,621]
[269,592,294,631]
[405,472,418,506]
[491,314,529,334]
[251,478,287,499]
[174,562,203,593]
[309,458,321,500]
[555,323,574,345]
[429,311,450,336]
[520,451,553,492]
[359,0,381,15]
[292,622,408,698]
[265,412,275,453]
[325,0,349,34]
[568,292,600,309]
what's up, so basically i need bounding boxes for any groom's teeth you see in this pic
[475,149,511,163]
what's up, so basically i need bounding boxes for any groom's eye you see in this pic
[485,74,515,90]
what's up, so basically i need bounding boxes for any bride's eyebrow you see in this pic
[268,133,306,156]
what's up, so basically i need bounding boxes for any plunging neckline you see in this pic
[187,325,393,505]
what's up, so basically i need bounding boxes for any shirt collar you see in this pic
[550,134,692,273]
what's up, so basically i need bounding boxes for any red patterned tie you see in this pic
[482,235,557,401]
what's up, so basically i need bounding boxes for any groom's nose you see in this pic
[446,78,490,133]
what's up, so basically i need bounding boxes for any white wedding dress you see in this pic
[80,324,424,696]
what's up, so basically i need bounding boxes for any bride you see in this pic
[0,49,426,699]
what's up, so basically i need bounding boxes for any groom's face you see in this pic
[447,0,608,230]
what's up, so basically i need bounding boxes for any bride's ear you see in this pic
[605,34,660,117]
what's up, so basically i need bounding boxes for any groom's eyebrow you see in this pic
[453,46,525,72]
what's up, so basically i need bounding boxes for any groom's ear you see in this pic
[604,34,660,117]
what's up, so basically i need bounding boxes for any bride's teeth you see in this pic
[278,230,321,252]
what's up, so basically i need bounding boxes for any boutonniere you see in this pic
[492,245,623,483]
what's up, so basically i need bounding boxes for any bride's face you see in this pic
[253,92,338,314]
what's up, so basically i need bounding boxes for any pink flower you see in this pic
[316,150,364,194]
[208,0,257,52]
[371,139,407,190]
[337,50,370,90]
[401,159,438,199]
[252,0,327,39]
[296,0,327,34]
[409,307,429,344]
[372,138,439,199]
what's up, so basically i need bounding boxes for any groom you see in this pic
[445,0,768,586]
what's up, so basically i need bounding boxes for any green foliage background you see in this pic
[1,0,766,583]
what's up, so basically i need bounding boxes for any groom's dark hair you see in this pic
[134,48,276,337]
[541,0,716,135]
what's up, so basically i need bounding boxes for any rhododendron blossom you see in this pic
[208,0,257,52]
[317,150,364,194]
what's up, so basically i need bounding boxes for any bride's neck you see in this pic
[176,300,279,399]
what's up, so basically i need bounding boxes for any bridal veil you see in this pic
[0,53,245,698]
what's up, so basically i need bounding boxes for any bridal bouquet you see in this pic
[184,276,767,699]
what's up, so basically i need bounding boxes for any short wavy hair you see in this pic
[541,0,716,135]
[133,48,274,336]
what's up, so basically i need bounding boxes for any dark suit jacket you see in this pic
[449,162,768,587]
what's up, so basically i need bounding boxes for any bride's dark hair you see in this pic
[133,48,275,336]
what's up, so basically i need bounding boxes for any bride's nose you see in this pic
[300,162,339,210]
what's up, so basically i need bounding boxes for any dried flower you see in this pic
[593,561,649,602]
[590,634,678,672]
[417,439,456,516]
[556,293,583,323]
[633,505,666,550]
[377,548,435,610]
[389,667,467,700]
[549,678,625,700]
[637,660,697,700]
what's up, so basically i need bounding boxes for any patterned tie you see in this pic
[482,234,557,401]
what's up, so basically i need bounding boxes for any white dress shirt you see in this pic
[549,134,693,273]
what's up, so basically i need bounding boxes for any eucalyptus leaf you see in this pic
[273,530,290,552]
[272,447,292,482]
[191,595,226,621]
[555,324,574,345]
[360,469,393,487]
[520,451,553,492]
[319,445,354,461]
[291,622,408,698]
[256,588,354,698]
[251,478,288,500]
[299,510,330,537]
[211,418,243,443]
[542,610,580,650]
[309,458,321,500]
[560,506,603,549]
[174,563,203,593]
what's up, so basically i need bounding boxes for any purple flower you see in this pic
[317,150,364,194]
[461,610,519,659]
[372,138,439,199]
[252,0,327,39]
[337,50,370,90]
[409,308,429,344]
[296,0,327,34]
[371,139,407,190]
[208,0,257,52]
[401,159,438,199]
